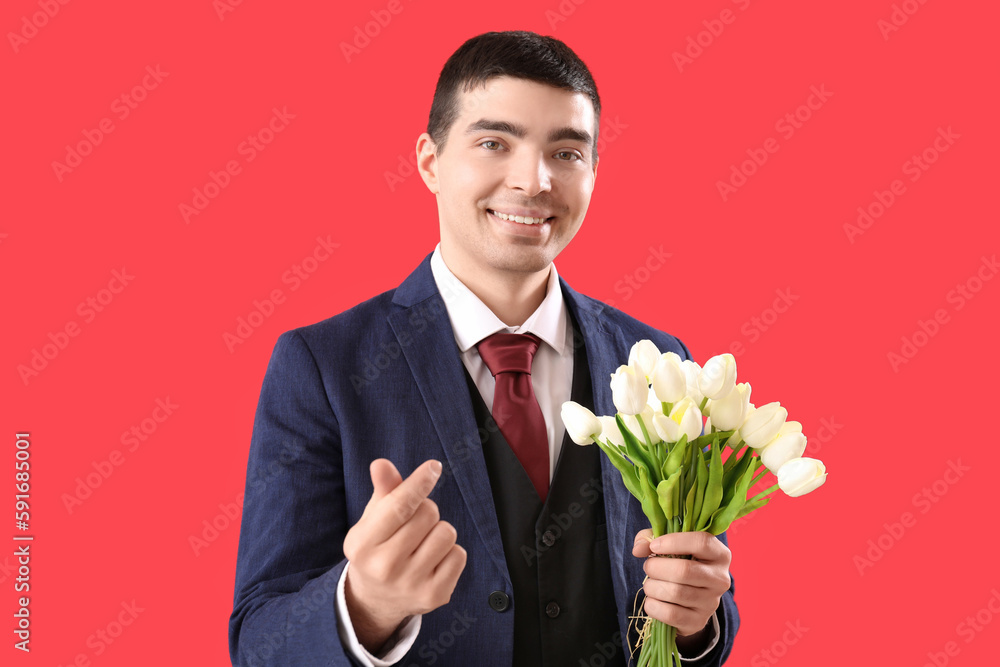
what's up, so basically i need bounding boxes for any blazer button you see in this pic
[545,602,560,618]
[489,591,510,612]
[541,530,556,547]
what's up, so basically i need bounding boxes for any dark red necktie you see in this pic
[476,332,549,501]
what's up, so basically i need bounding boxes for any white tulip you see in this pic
[610,361,649,415]
[598,415,625,448]
[628,339,661,381]
[777,457,827,497]
[624,405,662,445]
[698,353,737,401]
[652,397,703,444]
[560,401,602,446]
[680,359,705,407]
[740,401,787,449]
[759,431,808,472]
[708,382,751,431]
[651,352,687,404]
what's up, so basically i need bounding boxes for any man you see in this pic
[230,31,738,666]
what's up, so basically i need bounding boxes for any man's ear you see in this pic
[416,133,439,194]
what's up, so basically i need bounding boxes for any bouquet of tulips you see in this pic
[560,340,827,667]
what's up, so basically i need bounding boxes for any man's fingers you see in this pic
[409,520,459,574]
[370,458,404,501]
[432,544,467,594]
[648,531,729,564]
[384,499,440,558]
[367,460,443,543]
[633,528,654,557]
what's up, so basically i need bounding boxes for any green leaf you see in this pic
[689,430,734,451]
[710,458,761,535]
[662,433,689,479]
[639,466,667,537]
[656,469,681,519]
[691,454,707,531]
[682,473,698,531]
[697,437,724,531]
[617,414,659,486]
[735,496,771,521]
[595,440,641,500]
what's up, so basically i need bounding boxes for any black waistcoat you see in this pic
[463,323,626,666]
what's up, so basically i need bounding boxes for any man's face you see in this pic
[418,76,599,279]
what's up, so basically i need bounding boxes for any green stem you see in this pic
[636,413,654,449]
[748,482,780,505]
[699,396,709,413]
[750,465,769,488]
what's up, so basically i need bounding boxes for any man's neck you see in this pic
[442,255,550,327]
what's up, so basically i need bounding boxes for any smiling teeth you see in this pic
[491,210,548,225]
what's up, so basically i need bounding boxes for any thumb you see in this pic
[369,458,403,502]
[633,528,654,557]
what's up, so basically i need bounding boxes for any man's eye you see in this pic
[481,140,502,150]
[556,151,582,161]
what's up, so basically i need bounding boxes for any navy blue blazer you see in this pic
[229,252,739,666]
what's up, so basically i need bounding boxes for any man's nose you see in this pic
[505,151,552,196]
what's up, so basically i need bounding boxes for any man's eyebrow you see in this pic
[464,118,593,147]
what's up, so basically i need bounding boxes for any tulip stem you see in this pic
[748,482,780,505]
[699,397,709,413]
[750,466,769,488]
[636,414,654,449]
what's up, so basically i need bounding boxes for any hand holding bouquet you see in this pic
[561,340,828,666]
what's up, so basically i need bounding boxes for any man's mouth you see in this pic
[487,209,555,226]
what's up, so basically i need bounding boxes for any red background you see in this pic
[4,0,999,665]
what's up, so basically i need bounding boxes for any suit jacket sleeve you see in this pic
[229,330,364,667]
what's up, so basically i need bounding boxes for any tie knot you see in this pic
[477,333,541,377]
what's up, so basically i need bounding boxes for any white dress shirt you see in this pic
[335,244,718,664]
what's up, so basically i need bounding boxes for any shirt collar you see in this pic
[430,243,568,356]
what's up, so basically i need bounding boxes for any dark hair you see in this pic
[426,30,601,161]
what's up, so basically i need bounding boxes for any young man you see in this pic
[230,31,738,666]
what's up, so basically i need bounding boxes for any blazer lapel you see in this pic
[386,254,510,581]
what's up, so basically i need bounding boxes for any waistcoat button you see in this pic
[489,591,510,612]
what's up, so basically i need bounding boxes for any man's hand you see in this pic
[342,459,467,653]
[632,529,731,650]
